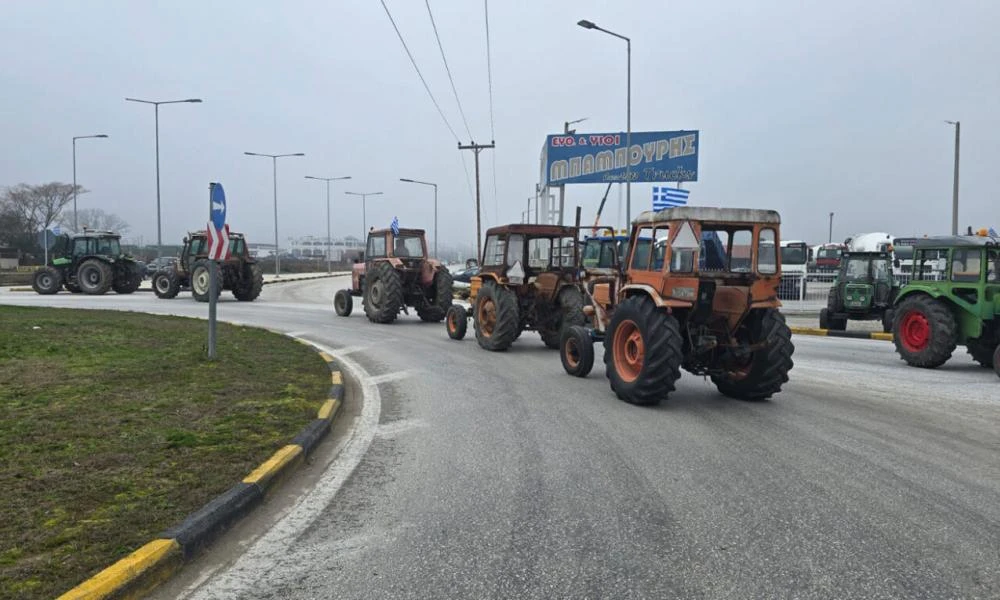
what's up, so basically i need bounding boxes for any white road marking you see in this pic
[180,340,382,599]
[368,370,416,385]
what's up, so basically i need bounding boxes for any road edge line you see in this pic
[790,325,893,342]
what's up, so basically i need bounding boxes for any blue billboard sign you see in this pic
[544,130,698,185]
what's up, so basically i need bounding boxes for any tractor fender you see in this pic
[619,283,692,311]
[351,263,366,293]
[420,260,437,287]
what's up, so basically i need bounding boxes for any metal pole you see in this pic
[155,104,162,259]
[625,38,631,226]
[273,156,280,277]
[208,183,217,360]
[433,184,438,258]
[326,179,332,274]
[828,212,834,243]
[951,121,960,236]
[72,138,78,231]
[473,150,482,259]
[363,193,367,240]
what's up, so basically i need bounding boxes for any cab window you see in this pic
[950,249,982,283]
[988,249,999,283]
[506,234,524,267]
[527,237,551,269]
[758,228,777,274]
[367,234,386,258]
[631,227,654,270]
[483,235,505,266]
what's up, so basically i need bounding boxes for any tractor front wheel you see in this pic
[334,289,353,316]
[191,260,222,302]
[560,325,594,377]
[539,286,587,348]
[966,335,998,369]
[819,308,830,330]
[892,295,957,368]
[993,345,1000,379]
[233,263,264,301]
[474,280,519,351]
[152,270,181,299]
[112,262,142,294]
[446,305,468,340]
[363,261,404,323]
[77,259,113,295]
[711,309,795,401]
[881,309,895,334]
[603,295,683,406]
[32,267,62,295]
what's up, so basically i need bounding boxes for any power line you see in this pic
[379,0,460,142]
[425,0,473,141]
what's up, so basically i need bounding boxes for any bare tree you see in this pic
[0,182,84,254]
[58,208,130,234]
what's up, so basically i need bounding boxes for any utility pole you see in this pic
[945,120,960,235]
[458,140,495,259]
[828,212,834,243]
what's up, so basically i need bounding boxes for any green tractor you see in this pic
[820,251,899,332]
[32,230,142,295]
[891,235,999,370]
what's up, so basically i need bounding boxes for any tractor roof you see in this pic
[634,206,781,225]
[485,223,577,237]
[187,230,245,239]
[842,251,892,258]
[73,230,120,239]
[912,235,999,248]
[371,227,426,236]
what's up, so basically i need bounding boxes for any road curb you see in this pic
[57,341,346,600]
[261,273,348,286]
[790,326,893,342]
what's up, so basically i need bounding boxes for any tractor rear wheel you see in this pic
[152,270,181,299]
[893,295,957,368]
[32,267,62,295]
[31,267,62,296]
[966,335,998,369]
[446,305,468,340]
[417,268,454,322]
[77,259,113,295]
[881,309,895,334]
[112,262,142,294]
[819,308,830,330]
[711,309,795,401]
[233,263,264,301]
[363,261,404,323]
[560,325,594,377]
[334,289,353,316]
[994,345,1000,379]
[474,280,519,351]
[191,260,222,302]
[603,295,683,406]
[539,286,586,348]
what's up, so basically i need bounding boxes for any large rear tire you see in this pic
[966,335,997,369]
[334,289,353,316]
[881,309,895,334]
[191,260,222,303]
[561,325,594,377]
[152,270,181,299]
[892,295,957,368]
[232,263,264,301]
[32,267,62,295]
[112,261,142,294]
[994,345,1000,379]
[417,268,454,322]
[711,309,795,401]
[539,286,587,348]
[603,295,683,406]
[77,259,113,295]
[363,261,404,323]
[819,308,830,330]
[474,280,519,351]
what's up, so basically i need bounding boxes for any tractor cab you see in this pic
[820,251,898,332]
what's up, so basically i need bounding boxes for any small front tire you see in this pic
[334,289,353,317]
[32,267,62,295]
[560,325,594,377]
[446,305,468,340]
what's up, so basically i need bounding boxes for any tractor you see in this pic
[32,230,142,295]
[891,235,999,371]
[559,206,795,406]
[150,230,263,302]
[820,251,899,332]
[445,220,586,351]
[334,227,453,324]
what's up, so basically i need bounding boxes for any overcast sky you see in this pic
[2,0,997,251]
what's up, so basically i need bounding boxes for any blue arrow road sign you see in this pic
[210,183,227,230]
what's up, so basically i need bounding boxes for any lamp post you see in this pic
[305,175,352,273]
[828,212,834,243]
[399,178,438,257]
[577,19,631,224]
[244,152,305,277]
[944,120,960,235]
[125,97,202,257]
[72,134,109,231]
[344,191,384,244]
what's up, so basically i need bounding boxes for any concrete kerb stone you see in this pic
[790,325,894,342]
[56,339,347,600]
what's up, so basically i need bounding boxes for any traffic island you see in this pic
[0,306,344,600]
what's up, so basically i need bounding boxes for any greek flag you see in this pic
[990,227,998,237]
[390,216,400,236]
[653,186,690,210]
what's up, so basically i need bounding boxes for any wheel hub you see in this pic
[478,298,497,337]
[564,337,580,368]
[613,320,644,382]
[194,271,209,294]
[369,281,384,306]
[900,310,930,352]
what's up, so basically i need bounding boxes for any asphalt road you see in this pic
[4,278,998,599]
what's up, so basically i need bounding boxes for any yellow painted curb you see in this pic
[318,351,334,363]
[790,326,828,336]
[57,539,182,600]
[331,371,343,385]
[243,444,303,486]
[871,332,894,341]
[9,287,34,292]
[317,398,340,420]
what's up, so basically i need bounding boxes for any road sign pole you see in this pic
[207,184,218,360]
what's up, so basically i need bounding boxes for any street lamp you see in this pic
[344,191,383,244]
[399,178,438,257]
[577,19,631,224]
[72,134,109,232]
[305,175,352,274]
[125,97,202,257]
[244,152,305,277]
[945,120,960,235]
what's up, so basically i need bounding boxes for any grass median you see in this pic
[0,306,329,600]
